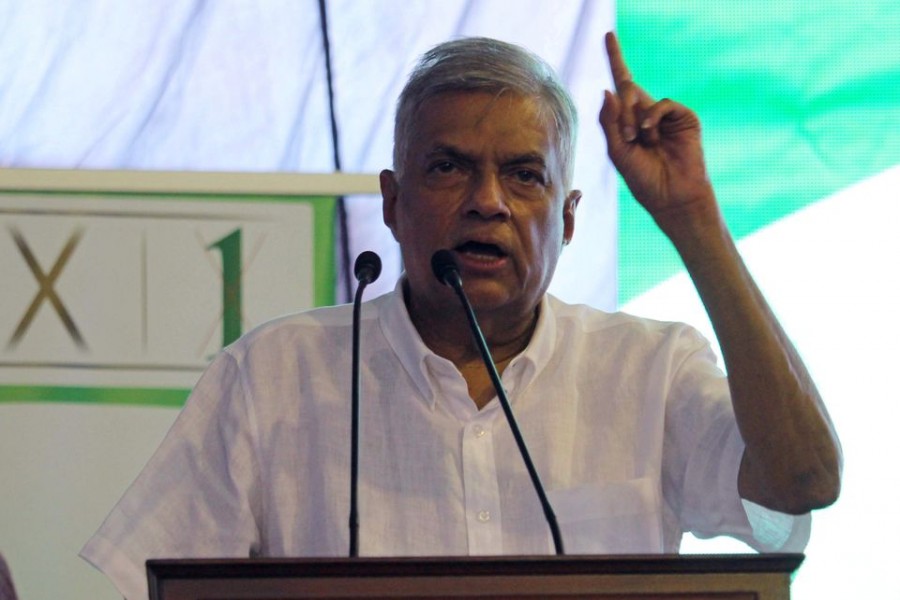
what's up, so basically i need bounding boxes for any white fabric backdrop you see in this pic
[0,0,617,306]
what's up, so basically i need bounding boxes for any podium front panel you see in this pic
[147,554,803,600]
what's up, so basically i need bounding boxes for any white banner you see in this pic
[0,169,381,393]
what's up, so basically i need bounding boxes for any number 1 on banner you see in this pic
[208,228,242,347]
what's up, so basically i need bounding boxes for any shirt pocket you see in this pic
[548,477,663,554]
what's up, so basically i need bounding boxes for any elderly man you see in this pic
[82,33,841,600]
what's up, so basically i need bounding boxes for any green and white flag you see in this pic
[619,1,900,304]
[618,3,900,598]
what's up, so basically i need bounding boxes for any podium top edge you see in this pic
[146,553,806,579]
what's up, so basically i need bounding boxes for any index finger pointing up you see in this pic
[605,31,633,91]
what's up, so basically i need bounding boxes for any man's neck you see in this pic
[403,282,540,373]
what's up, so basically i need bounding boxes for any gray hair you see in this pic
[392,37,578,187]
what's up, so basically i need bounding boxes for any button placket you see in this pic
[461,418,503,554]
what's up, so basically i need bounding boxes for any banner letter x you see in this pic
[8,227,86,349]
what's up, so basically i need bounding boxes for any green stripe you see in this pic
[617,1,900,303]
[312,196,337,307]
[0,385,188,407]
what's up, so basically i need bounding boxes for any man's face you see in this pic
[382,91,580,321]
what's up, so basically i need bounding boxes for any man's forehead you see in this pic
[410,92,559,150]
[414,89,548,123]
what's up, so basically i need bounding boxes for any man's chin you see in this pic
[465,286,532,318]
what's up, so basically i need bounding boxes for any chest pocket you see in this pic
[548,477,663,554]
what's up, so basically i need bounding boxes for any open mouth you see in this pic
[454,241,507,262]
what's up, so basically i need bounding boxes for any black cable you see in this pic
[317,0,352,303]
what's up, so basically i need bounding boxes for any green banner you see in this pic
[618,1,900,303]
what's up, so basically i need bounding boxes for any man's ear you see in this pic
[562,189,581,246]
[380,169,400,241]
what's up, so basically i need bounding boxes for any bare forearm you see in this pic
[663,204,842,514]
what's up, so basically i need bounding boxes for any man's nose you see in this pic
[464,173,511,219]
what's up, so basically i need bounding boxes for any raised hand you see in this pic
[599,32,718,235]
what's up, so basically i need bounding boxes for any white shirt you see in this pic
[81,285,809,600]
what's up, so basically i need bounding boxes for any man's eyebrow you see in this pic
[503,153,548,169]
[425,146,548,167]
[424,145,474,163]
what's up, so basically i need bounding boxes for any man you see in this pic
[81,33,841,599]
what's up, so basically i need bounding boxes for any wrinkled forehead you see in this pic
[417,88,555,123]
[407,90,561,156]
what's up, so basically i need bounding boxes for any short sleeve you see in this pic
[80,350,262,600]
[661,326,810,552]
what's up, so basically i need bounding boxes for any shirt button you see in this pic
[477,510,491,522]
[473,425,486,438]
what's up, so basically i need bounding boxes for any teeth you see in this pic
[466,251,500,262]
[457,241,503,258]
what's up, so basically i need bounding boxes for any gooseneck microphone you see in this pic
[430,249,565,555]
[349,250,382,557]
[354,250,382,286]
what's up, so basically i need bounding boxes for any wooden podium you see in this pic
[147,554,803,599]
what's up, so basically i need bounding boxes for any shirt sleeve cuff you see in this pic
[741,499,811,553]
[80,530,149,600]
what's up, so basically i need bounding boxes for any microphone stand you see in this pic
[432,250,565,555]
[349,251,381,557]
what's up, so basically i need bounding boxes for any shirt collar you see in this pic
[378,278,442,407]
[503,293,557,396]
[377,277,559,410]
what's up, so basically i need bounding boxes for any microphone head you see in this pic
[353,250,382,284]
[430,249,458,286]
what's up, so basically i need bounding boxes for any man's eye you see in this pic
[514,170,543,185]
[430,161,457,174]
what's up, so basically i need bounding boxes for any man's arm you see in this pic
[598,32,841,514]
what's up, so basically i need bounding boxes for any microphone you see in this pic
[354,250,382,285]
[349,250,382,557]
[430,249,565,555]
